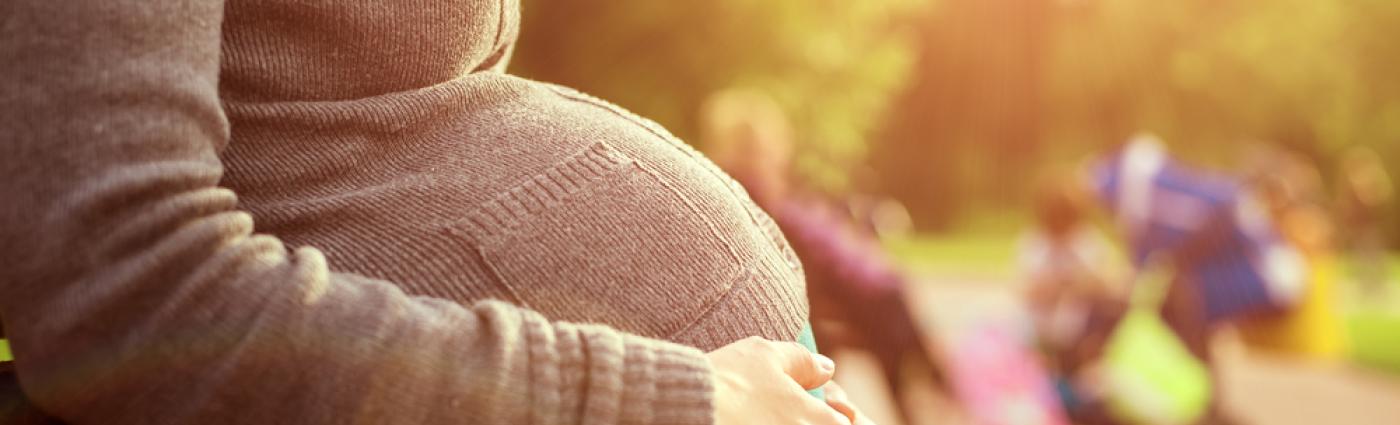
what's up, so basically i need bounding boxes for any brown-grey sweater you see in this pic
[0,0,809,424]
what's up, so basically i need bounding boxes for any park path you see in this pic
[829,276,1400,425]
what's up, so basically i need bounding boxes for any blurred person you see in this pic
[0,1,873,424]
[846,193,917,241]
[841,166,916,241]
[1018,173,1126,353]
[1336,146,1394,295]
[1090,136,1305,325]
[1089,135,1307,425]
[1016,173,1128,425]
[1236,149,1347,361]
[701,88,948,425]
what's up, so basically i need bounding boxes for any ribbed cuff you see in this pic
[620,334,713,425]
[571,327,713,425]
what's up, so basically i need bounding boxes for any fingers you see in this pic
[799,390,854,425]
[825,382,874,425]
[707,337,852,425]
[764,338,835,390]
[824,382,857,422]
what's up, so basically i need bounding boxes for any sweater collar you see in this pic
[220,0,519,102]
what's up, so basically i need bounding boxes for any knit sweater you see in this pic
[0,0,809,424]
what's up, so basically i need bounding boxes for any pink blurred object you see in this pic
[947,324,1069,425]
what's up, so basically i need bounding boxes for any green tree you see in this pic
[1047,0,1400,165]
[1046,0,1400,242]
[510,0,924,192]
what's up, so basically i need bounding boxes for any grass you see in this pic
[881,210,1027,281]
[884,233,1019,281]
[884,227,1400,375]
[1342,255,1400,375]
[0,339,10,362]
[1349,310,1400,374]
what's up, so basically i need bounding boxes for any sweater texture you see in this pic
[0,0,809,424]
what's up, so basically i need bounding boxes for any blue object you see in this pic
[797,324,825,399]
[1090,137,1305,323]
[1054,376,1080,411]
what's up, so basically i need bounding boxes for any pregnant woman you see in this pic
[0,0,861,423]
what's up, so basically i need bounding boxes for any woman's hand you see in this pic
[708,337,851,425]
[823,381,877,425]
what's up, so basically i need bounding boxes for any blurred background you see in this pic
[510,1,1400,424]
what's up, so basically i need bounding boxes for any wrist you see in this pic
[617,333,713,425]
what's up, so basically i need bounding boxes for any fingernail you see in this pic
[815,353,835,374]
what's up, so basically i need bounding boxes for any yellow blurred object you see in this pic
[1239,207,1348,360]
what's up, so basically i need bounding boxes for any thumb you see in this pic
[770,341,835,390]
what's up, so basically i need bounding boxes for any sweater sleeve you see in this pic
[0,1,712,424]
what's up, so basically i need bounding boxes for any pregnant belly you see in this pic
[443,142,750,340]
[243,141,810,350]
[221,76,809,350]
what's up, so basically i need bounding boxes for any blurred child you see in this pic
[1017,173,1128,424]
[701,88,948,425]
[1019,174,1124,351]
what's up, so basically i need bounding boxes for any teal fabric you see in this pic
[797,324,824,399]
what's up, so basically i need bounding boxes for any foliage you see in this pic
[510,0,925,191]
[510,1,1400,240]
[874,0,1400,233]
[1047,0,1400,166]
